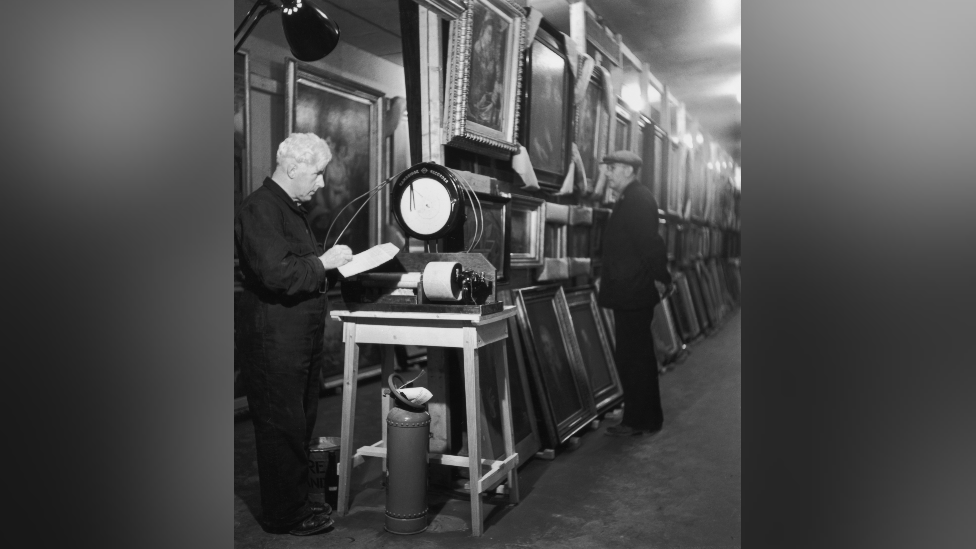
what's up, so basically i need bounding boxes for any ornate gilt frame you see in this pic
[443,0,526,157]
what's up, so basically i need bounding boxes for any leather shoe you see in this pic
[266,512,334,536]
[605,424,659,437]
[287,513,334,536]
[308,500,332,516]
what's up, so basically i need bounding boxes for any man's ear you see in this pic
[285,162,298,179]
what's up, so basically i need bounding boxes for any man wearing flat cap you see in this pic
[596,150,674,437]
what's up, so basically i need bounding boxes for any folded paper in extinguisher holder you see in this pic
[398,387,433,406]
[388,370,433,407]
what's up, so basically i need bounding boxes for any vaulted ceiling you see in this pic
[236,0,741,164]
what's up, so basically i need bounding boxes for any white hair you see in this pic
[275,132,332,171]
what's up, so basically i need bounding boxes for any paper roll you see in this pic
[422,262,462,301]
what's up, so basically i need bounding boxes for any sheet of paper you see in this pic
[337,242,400,277]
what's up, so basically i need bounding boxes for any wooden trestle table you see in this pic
[329,306,520,536]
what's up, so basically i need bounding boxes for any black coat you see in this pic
[235,178,337,358]
[597,181,672,310]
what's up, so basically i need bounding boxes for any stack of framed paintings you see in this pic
[564,288,623,414]
[285,60,384,253]
[696,261,724,324]
[443,0,527,158]
[651,296,684,365]
[475,289,542,466]
[684,266,711,331]
[514,285,598,448]
[670,271,700,342]
[520,16,574,192]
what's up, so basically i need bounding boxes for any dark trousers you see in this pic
[613,306,663,431]
[239,309,324,529]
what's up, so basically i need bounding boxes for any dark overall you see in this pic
[235,178,336,529]
[597,182,672,432]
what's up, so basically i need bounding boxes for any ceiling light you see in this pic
[235,0,341,62]
[621,83,645,112]
[696,133,704,145]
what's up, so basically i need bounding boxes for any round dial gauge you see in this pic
[398,177,451,237]
[391,162,464,241]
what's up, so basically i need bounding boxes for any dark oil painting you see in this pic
[294,82,373,253]
[466,1,509,133]
[527,40,566,174]
[577,78,601,182]
[524,299,583,424]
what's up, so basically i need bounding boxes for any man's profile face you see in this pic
[292,162,326,202]
[606,162,633,191]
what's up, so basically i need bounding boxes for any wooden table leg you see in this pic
[337,322,360,516]
[462,326,484,536]
[495,338,519,505]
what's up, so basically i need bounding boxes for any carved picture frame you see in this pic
[443,0,526,157]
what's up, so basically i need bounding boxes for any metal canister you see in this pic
[384,374,431,535]
[308,436,340,509]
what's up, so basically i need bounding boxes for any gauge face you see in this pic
[397,177,453,237]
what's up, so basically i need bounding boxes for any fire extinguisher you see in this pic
[385,372,432,535]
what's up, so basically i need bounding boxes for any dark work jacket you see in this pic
[235,178,338,352]
[597,181,672,310]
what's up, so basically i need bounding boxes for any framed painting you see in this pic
[520,16,574,191]
[666,143,687,216]
[669,273,699,342]
[515,285,597,447]
[651,296,683,364]
[564,288,623,414]
[589,207,611,267]
[575,67,611,184]
[462,192,511,282]
[475,289,542,465]
[639,120,666,206]
[234,50,251,216]
[444,0,526,157]
[286,60,384,254]
[600,306,616,349]
[614,105,631,152]
[509,194,546,268]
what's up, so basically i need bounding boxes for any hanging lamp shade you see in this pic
[281,0,341,61]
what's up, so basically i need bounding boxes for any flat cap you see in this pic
[602,150,642,167]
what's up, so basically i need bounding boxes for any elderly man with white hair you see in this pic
[235,132,353,536]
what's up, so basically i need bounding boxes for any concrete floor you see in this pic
[234,310,740,548]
